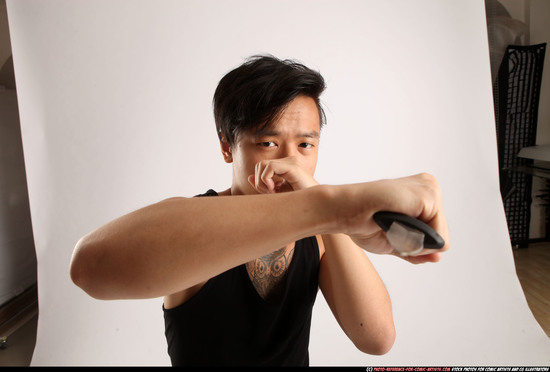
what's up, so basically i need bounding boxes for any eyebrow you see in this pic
[254,129,320,139]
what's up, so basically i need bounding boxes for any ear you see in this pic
[219,135,233,163]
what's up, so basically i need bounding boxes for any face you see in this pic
[221,95,321,196]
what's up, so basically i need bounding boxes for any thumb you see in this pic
[248,175,255,188]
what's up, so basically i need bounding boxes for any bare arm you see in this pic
[70,187,332,300]
[319,234,395,355]
[70,172,449,301]
[248,158,448,355]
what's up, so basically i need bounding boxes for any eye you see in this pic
[258,141,276,148]
[299,142,314,149]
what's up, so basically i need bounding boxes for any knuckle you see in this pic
[412,174,441,212]
[418,173,439,192]
[418,172,436,184]
[258,159,269,168]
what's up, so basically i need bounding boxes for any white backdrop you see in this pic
[7,0,550,366]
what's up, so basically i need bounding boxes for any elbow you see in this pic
[372,326,396,356]
[353,323,396,356]
[70,236,112,300]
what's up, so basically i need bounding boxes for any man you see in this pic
[70,55,449,366]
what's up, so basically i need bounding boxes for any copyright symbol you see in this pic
[366,368,373,372]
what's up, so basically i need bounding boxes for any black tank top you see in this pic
[163,190,320,366]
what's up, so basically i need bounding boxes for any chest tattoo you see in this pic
[246,246,295,302]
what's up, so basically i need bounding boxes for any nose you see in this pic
[279,144,298,159]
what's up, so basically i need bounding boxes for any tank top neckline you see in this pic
[238,240,300,305]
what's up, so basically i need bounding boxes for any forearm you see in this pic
[319,234,395,355]
[70,185,336,300]
[70,174,449,301]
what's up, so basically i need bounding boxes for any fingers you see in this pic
[248,162,285,194]
[397,174,450,260]
[248,173,283,194]
[414,173,450,254]
[248,157,318,194]
[259,160,286,193]
[345,173,450,263]
[388,173,450,256]
[393,251,443,264]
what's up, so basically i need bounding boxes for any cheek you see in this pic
[308,162,318,175]
[232,151,258,175]
[302,155,318,175]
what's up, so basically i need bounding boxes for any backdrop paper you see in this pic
[6,0,550,366]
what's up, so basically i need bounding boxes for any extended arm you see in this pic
[70,171,448,301]
[70,188,332,300]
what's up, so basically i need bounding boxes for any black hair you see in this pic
[213,54,326,146]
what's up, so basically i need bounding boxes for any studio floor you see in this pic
[512,241,550,337]
[0,243,549,366]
